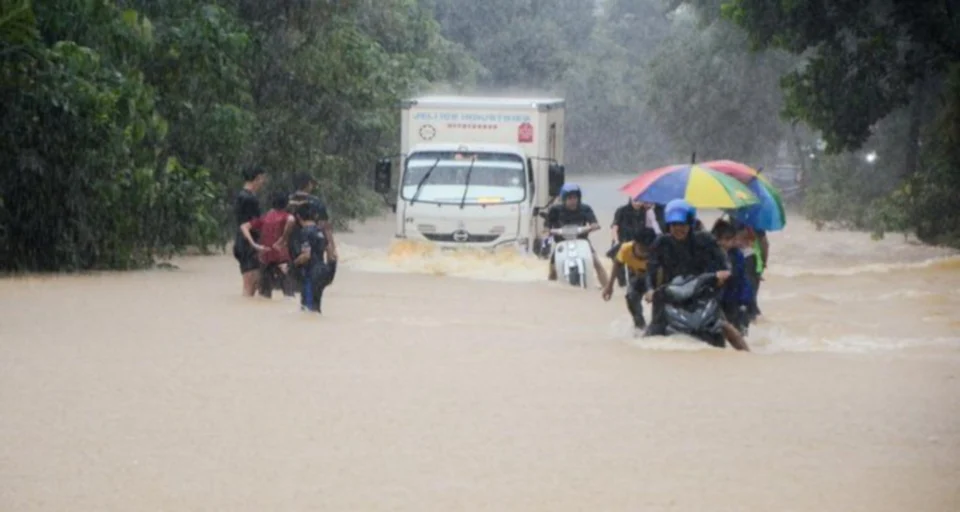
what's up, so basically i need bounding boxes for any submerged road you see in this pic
[1,175,958,511]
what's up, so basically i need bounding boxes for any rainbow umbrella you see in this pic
[621,164,759,209]
[700,160,786,231]
[699,160,762,182]
[729,178,786,231]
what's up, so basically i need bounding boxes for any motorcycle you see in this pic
[661,272,726,348]
[549,225,594,289]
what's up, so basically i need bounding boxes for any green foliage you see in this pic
[646,15,797,165]
[235,0,454,224]
[725,0,960,246]
[801,150,896,230]
[561,0,677,170]
[0,31,220,269]
[432,0,665,172]
[4,0,958,272]
[431,0,595,88]
[560,24,669,170]
[0,0,38,48]
[893,64,960,245]
[435,0,795,174]
[1,0,468,270]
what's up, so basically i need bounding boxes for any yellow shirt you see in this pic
[616,241,648,274]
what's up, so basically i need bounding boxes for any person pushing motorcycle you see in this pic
[544,183,609,287]
[643,199,749,351]
[601,227,658,331]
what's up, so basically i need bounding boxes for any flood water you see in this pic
[2,175,959,511]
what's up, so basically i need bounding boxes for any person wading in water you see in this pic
[233,166,268,297]
[287,173,338,292]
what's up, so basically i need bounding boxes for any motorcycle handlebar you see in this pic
[656,272,721,293]
[550,225,587,239]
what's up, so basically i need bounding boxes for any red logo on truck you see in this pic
[518,122,534,143]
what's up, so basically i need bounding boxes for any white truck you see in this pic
[373,96,566,255]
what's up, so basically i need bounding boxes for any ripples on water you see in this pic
[335,229,960,356]
[3,177,959,511]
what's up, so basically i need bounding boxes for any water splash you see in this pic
[339,239,546,282]
[613,328,960,355]
[769,255,960,278]
[749,326,960,354]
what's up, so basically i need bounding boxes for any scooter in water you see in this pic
[661,273,726,348]
[549,225,594,289]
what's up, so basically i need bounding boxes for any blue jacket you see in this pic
[723,248,754,306]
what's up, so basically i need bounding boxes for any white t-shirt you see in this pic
[645,208,662,235]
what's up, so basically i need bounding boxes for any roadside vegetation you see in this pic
[1,0,957,270]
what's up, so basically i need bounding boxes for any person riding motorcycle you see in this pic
[544,183,609,287]
[642,199,749,351]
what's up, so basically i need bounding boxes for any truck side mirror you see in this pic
[548,163,565,197]
[373,159,392,194]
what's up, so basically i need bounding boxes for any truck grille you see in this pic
[423,233,499,243]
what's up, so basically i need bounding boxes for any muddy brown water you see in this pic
[2,176,958,511]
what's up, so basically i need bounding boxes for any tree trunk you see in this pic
[903,79,925,177]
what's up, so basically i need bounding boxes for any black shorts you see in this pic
[233,236,260,274]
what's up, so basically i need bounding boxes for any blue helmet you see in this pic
[664,199,696,225]
[560,183,581,201]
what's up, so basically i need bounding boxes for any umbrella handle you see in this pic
[690,152,696,164]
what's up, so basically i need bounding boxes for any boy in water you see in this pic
[234,166,267,297]
[610,199,661,287]
[240,192,296,298]
[601,227,658,331]
[742,226,768,321]
[711,219,754,335]
[292,202,338,314]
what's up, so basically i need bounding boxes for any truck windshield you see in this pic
[401,153,526,204]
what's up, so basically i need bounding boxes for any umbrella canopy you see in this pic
[730,178,787,231]
[621,164,759,209]
[699,160,787,231]
[699,160,761,182]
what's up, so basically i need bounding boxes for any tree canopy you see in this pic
[1,0,464,270]
[722,0,960,243]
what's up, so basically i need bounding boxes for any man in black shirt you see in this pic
[544,183,609,287]
[234,166,268,297]
[612,199,655,244]
[642,199,749,350]
[610,198,662,286]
